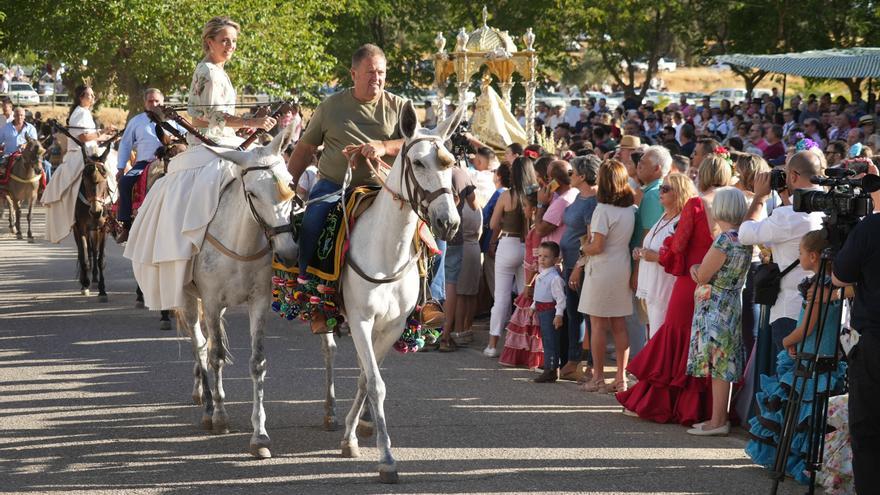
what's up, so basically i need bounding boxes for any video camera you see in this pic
[792,166,880,249]
[448,120,472,161]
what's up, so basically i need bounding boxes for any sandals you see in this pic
[600,379,628,394]
[438,336,457,352]
[578,379,605,392]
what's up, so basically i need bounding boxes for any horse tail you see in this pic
[216,314,234,366]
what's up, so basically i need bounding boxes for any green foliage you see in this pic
[0,0,340,117]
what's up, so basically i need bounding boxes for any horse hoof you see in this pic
[357,419,375,438]
[98,295,109,303]
[201,415,213,431]
[323,415,340,431]
[378,470,399,484]
[16,234,22,240]
[192,392,203,406]
[81,289,90,296]
[135,300,145,309]
[249,443,272,459]
[340,442,360,458]
[212,418,229,434]
[27,237,34,244]
[159,320,172,331]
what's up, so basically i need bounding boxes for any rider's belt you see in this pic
[498,231,520,239]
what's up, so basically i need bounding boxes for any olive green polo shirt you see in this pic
[300,88,406,187]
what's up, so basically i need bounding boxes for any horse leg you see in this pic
[340,371,368,459]
[347,317,400,483]
[2,194,11,233]
[13,200,22,239]
[202,301,230,434]
[247,297,271,459]
[178,296,213,426]
[73,224,90,295]
[88,231,99,287]
[96,231,108,302]
[26,197,34,242]
[320,333,340,431]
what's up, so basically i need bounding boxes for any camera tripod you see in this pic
[769,247,845,495]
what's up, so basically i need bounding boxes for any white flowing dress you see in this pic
[43,106,118,243]
[124,59,242,310]
[636,213,679,337]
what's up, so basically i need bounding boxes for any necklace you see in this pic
[646,212,679,248]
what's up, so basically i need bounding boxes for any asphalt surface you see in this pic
[0,207,805,495]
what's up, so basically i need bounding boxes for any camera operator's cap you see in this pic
[619,135,642,150]
[859,114,874,126]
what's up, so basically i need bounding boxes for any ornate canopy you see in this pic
[432,7,539,143]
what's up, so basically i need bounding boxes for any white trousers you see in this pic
[489,236,525,337]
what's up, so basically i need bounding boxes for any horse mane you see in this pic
[275,175,295,201]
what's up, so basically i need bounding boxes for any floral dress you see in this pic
[686,230,752,382]
[187,59,237,145]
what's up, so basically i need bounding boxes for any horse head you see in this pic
[206,125,298,265]
[397,100,463,241]
[81,146,112,216]
[21,136,46,175]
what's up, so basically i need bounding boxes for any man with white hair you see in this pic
[629,145,672,353]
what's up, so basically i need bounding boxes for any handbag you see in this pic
[753,259,800,306]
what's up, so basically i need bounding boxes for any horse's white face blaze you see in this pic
[405,138,459,240]
[240,156,298,264]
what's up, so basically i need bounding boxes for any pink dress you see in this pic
[499,228,543,369]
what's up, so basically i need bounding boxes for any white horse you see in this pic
[338,101,463,483]
[174,127,303,459]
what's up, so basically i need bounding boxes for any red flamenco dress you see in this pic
[616,196,714,426]
[499,228,544,369]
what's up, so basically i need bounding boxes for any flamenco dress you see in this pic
[499,228,544,369]
[616,197,713,425]
[745,277,847,485]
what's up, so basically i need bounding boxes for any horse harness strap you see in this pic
[10,173,41,184]
[204,232,270,262]
[239,165,295,239]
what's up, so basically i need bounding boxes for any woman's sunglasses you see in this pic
[659,185,672,193]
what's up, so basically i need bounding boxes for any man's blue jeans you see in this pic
[430,239,447,302]
[299,179,343,274]
[117,160,150,226]
[537,308,560,370]
[563,267,587,363]
[42,159,52,182]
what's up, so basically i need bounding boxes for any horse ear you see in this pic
[399,100,418,139]
[99,143,113,162]
[433,104,466,141]
[262,122,294,157]
[205,146,252,166]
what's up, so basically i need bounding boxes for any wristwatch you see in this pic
[537,202,545,209]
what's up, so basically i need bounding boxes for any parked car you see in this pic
[37,80,55,102]
[6,82,39,105]
[656,57,677,72]
[535,91,569,109]
[709,87,772,107]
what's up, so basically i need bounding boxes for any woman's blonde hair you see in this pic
[735,153,770,191]
[202,16,240,54]
[663,172,698,214]
[697,154,733,192]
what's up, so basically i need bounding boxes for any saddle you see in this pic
[0,152,21,186]
[271,186,441,348]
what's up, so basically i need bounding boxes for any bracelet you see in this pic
[537,202,545,209]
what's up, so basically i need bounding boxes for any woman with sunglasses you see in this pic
[632,173,698,336]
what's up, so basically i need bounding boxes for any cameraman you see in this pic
[739,150,825,355]
[833,212,880,493]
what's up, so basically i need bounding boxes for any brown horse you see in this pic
[74,145,114,301]
[1,138,45,242]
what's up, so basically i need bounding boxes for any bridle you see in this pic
[346,135,455,284]
[239,165,295,244]
[359,136,454,223]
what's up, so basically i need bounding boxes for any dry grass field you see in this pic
[29,69,852,130]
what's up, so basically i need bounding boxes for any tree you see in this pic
[0,1,340,120]
[552,0,690,99]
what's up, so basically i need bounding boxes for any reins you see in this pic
[341,136,451,285]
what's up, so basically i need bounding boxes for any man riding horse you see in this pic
[115,88,186,243]
[0,106,51,182]
[286,43,408,334]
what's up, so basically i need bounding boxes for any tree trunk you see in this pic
[838,77,864,101]
[124,75,145,126]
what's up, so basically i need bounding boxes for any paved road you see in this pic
[0,208,803,495]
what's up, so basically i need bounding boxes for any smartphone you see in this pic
[548,179,559,192]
